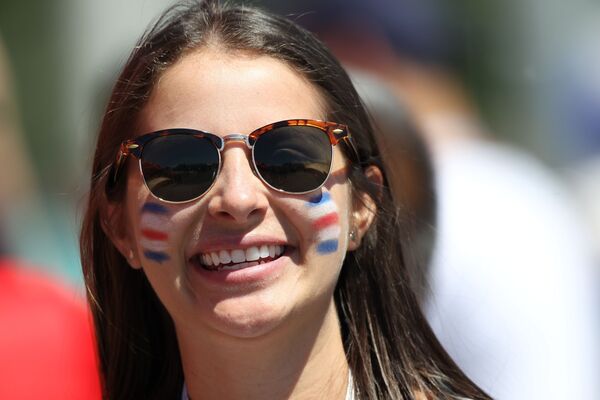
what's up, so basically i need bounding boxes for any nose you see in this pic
[206,143,268,223]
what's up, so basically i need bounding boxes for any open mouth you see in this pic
[190,245,286,272]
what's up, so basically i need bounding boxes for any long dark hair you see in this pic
[80,1,490,398]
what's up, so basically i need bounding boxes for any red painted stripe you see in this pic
[141,229,168,241]
[313,213,339,230]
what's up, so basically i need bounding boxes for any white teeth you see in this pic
[218,250,231,264]
[260,245,269,259]
[222,261,259,271]
[231,249,246,263]
[199,244,285,268]
[246,246,260,261]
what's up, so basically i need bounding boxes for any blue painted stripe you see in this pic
[144,250,170,263]
[307,192,331,206]
[141,202,169,215]
[316,239,338,254]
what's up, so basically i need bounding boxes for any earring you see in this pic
[128,249,135,260]
[349,229,357,242]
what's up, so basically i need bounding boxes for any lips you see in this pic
[190,244,286,272]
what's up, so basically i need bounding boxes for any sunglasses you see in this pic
[111,119,358,203]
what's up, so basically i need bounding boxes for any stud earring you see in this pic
[349,229,357,242]
[128,249,135,260]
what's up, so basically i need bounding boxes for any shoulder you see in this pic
[0,258,87,316]
[0,258,101,399]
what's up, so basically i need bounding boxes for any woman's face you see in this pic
[116,49,367,339]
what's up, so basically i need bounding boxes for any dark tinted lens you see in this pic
[253,126,332,193]
[141,135,219,202]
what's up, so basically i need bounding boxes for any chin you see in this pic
[205,291,292,339]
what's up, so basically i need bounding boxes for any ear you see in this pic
[347,165,383,251]
[102,201,143,269]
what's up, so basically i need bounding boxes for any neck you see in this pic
[177,300,349,400]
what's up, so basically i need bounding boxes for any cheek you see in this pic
[304,192,342,254]
[138,202,174,264]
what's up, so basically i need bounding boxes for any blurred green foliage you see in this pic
[0,0,70,192]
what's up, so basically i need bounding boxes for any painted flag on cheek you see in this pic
[139,202,171,263]
[306,192,341,254]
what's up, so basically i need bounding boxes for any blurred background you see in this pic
[0,0,598,398]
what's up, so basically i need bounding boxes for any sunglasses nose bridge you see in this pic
[218,133,260,180]
[221,134,252,149]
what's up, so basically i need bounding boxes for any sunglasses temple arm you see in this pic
[111,142,137,184]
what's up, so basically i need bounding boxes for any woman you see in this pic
[80,1,490,399]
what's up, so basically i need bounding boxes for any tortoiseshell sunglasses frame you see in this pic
[111,119,359,202]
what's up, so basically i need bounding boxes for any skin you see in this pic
[110,47,379,399]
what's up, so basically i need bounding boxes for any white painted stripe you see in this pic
[140,214,168,230]
[306,200,338,219]
[317,225,341,241]
[139,238,170,251]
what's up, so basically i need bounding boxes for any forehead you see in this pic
[137,48,328,135]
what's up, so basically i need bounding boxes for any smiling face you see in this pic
[114,48,369,340]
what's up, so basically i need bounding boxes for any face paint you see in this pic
[143,250,170,263]
[306,192,341,254]
[139,202,171,263]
